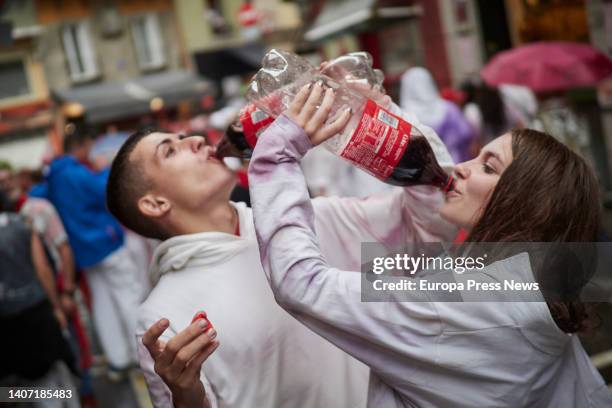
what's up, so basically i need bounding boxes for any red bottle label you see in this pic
[340,99,412,179]
[240,104,274,148]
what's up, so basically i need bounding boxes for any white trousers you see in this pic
[85,245,146,369]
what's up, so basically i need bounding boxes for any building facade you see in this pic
[0,0,211,168]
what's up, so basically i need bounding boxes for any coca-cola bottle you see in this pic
[216,103,273,159]
[216,52,383,161]
[221,49,455,191]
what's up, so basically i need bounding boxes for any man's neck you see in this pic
[171,201,238,236]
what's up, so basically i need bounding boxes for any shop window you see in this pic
[130,14,166,71]
[61,22,99,82]
[0,60,30,100]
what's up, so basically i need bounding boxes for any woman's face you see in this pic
[440,133,513,229]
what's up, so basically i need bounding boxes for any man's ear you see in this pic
[138,194,171,219]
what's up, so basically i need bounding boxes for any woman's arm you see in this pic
[249,83,442,371]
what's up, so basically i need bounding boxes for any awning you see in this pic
[304,0,423,42]
[194,42,267,81]
[52,70,212,124]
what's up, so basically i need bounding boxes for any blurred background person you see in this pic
[400,67,475,162]
[499,84,538,126]
[20,170,77,311]
[0,190,79,406]
[89,125,157,296]
[532,91,592,166]
[0,162,14,202]
[460,78,533,150]
[30,128,146,380]
[18,171,97,407]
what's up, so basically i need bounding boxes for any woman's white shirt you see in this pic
[248,114,612,407]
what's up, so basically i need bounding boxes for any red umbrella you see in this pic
[481,42,612,93]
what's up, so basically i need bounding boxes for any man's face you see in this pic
[131,132,235,214]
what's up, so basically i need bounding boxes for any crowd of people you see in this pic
[0,128,157,407]
[0,62,610,408]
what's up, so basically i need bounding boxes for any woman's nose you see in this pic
[454,162,470,179]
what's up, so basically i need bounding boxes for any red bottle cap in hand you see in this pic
[192,311,213,330]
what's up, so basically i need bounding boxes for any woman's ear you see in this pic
[138,194,171,219]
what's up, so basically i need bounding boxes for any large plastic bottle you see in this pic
[219,49,454,191]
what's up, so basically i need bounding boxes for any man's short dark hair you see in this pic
[106,128,169,240]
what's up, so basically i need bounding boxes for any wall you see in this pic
[586,0,612,189]
[173,0,302,52]
[437,0,484,87]
[35,3,184,91]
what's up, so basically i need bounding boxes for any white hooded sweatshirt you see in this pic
[136,201,369,408]
[247,114,612,408]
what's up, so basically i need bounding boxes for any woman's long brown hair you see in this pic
[467,128,602,333]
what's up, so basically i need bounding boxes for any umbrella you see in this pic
[481,42,612,93]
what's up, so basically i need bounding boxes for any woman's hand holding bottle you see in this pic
[286,81,352,146]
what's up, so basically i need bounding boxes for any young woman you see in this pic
[248,82,612,407]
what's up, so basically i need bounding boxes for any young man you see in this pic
[30,131,146,375]
[106,130,370,408]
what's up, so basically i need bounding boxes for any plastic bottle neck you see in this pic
[442,175,456,193]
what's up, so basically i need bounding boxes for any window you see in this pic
[61,22,99,82]
[205,0,231,36]
[0,60,30,100]
[130,14,166,70]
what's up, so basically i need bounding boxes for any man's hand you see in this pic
[142,315,219,408]
[286,81,352,146]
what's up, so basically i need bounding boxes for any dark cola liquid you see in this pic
[216,125,253,160]
[384,134,455,191]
